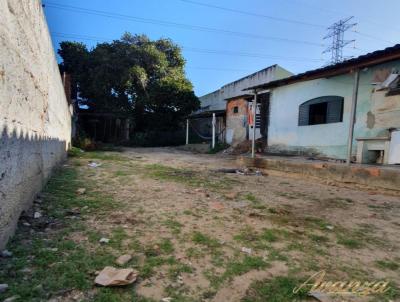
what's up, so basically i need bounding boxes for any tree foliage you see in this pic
[58,33,199,131]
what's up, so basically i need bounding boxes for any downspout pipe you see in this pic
[346,69,360,166]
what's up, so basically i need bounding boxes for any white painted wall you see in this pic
[268,61,400,159]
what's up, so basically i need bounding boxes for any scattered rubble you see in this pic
[76,188,86,195]
[115,254,132,266]
[215,167,265,176]
[241,247,252,255]
[88,162,102,168]
[99,238,110,244]
[94,266,138,286]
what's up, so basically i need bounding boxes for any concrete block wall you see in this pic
[0,0,71,248]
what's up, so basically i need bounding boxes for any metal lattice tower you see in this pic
[323,16,357,64]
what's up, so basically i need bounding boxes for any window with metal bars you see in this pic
[298,96,344,126]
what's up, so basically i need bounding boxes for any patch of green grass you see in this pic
[244,193,258,203]
[159,238,175,254]
[94,288,157,302]
[185,247,203,259]
[375,259,399,271]
[163,218,183,234]
[140,256,177,279]
[68,146,84,157]
[242,276,308,302]
[261,229,279,242]
[167,262,193,279]
[110,226,129,249]
[192,231,221,249]
[337,235,364,249]
[145,164,235,191]
[0,165,122,301]
[242,193,268,210]
[309,234,329,243]
[114,170,131,176]
[304,216,330,229]
[234,227,289,250]
[81,151,129,161]
[223,256,269,281]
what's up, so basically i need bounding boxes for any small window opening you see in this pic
[233,106,239,113]
[309,102,327,125]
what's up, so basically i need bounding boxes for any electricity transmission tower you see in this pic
[323,16,357,64]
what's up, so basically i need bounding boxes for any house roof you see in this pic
[243,44,400,91]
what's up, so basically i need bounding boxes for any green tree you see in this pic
[58,33,199,132]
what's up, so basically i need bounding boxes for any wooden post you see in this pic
[186,119,189,145]
[251,90,258,158]
[347,69,360,166]
[212,113,216,149]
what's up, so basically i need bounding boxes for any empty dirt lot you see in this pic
[1,147,399,302]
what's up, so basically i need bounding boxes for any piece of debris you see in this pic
[94,266,138,286]
[177,275,184,284]
[224,192,238,200]
[1,250,12,258]
[0,284,8,293]
[326,225,334,230]
[76,188,86,195]
[88,162,102,168]
[33,212,42,219]
[22,222,31,227]
[99,238,110,244]
[241,247,252,254]
[210,201,224,211]
[161,297,172,302]
[214,168,237,173]
[115,254,132,266]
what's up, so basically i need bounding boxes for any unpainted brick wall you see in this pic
[0,0,71,248]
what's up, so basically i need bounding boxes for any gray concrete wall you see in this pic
[0,0,72,248]
[221,65,293,100]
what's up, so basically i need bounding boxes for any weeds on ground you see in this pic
[242,276,308,302]
[145,163,236,191]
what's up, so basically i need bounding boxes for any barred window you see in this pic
[298,96,344,126]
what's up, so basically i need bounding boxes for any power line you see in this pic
[176,0,325,29]
[285,0,400,35]
[43,2,324,47]
[51,32,324,63]
[352,30,396,45]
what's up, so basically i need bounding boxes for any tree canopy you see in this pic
[58,33,199,131]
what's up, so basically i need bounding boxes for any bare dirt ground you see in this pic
[1,147,399,302]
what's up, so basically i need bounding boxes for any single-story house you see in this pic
[191,65,293,145]
[244,44,400,164]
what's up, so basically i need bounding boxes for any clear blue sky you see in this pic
[44,0,400,96]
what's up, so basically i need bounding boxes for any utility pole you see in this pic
[186,119,189,145]
[212,113,216,149]
[323,16,357,64]
[251,90,258,158]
